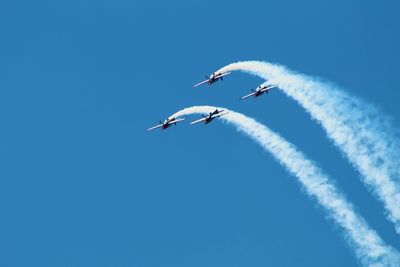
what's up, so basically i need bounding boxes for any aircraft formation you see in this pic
[147,71,278,131]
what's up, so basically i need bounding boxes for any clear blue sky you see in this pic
[1,0,399,266]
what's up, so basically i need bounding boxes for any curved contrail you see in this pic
[215,61,400,233]
[171,106,400,266]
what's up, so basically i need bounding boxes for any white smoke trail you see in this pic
[171,105,400,266]
[215,61,400,233]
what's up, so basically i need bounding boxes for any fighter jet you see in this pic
[240,84,277,100]
[190,109,227,125]
[193,72,231,88]
[147,117,186,131]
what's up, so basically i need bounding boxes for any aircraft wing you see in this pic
[210,112,227,118]
[193,80,209,88]
[171,117,186,124]
[147,124,163,131]
[240,92,256,100]
[215,72,231,78]
[263,85,277,91]
[190,117,207,125]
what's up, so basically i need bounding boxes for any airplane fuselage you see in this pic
[204,116,214,124]
[161,118,177,129]
[162,123,171,129]
[203,110,222,124]
[208,77,219,85]
[253,86,271,97]
[254,90,265,97]
[208,73,226,84]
